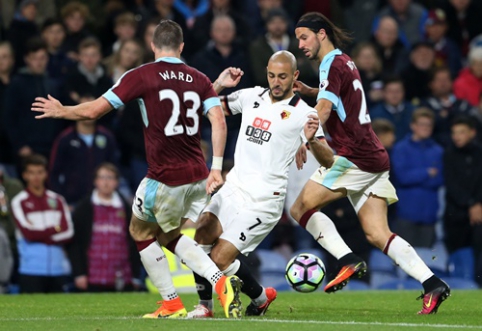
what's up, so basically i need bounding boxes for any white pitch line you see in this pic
[0,316,480,329]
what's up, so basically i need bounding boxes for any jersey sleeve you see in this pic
[102,68,143,108]
[200,75,222,115]
[300,110,325,143]
[317,61,342,105]
[225,88,252,115]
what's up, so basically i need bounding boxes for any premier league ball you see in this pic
[285,253,326,293]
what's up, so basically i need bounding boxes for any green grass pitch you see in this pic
[0,290,481,331]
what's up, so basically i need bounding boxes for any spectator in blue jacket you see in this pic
[49,95,120,208]
[391,108,444,248]
[370,76,415,141]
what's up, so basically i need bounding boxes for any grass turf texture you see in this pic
[0,291,481,331]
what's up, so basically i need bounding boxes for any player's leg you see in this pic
[290,180,367,292]
[129,215,187,318]
[358,194,450,314]
[189,211,223,317]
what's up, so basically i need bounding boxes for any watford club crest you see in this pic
[280,110,291,120]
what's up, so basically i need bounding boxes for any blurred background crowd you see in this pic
[1,0,482,294]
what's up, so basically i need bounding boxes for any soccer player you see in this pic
[31,19,243,319]
[184,50,335,318]
[292,12,450,314]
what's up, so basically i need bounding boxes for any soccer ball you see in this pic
[285,253,325,293]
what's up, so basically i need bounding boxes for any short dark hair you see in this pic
[24,37,47,56]
[451,116,476,130]
[382,75,403,89]
[78,36,101,53]
[297,12,352,49]
[94,162,120,180]
[41,18,65,33]
[429,66,451,83]
[152,20,183,51]
[372,119,395,135]
[411,107,435,123]
[22,154,48,173]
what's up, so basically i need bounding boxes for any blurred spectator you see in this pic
[3,38,67,161]
[104,38,144,83]
[420,66,480,147]
[249,0,285,38]
[440,0,482,57]
[370,76,415,141]
[401,41,436,102]
[11,154,73,293]
[152,0,188,32]
[190,15,253,161]
[60,1,92,62]
[374,0,428,47]
[248,8,317,88]
[67,163,141,292]
[188,0,252,59]
[0,42,15,172]
[174,0,210,28]
[453,46,482,106]
[7,0,40,71]
[49,95,120,208]
[370,16,409,76]
[423,8,462,77]
[443,116,482,286]
[0,165,23,286]
[391,108,443,248]
[65,37,114,128]
[41,18,73,87]
[341,0,382,44]
[140,18,158,63]
[109,12,138,56]
[371,119,397,224]
[351,42,384,108]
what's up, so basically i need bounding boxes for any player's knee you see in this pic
[194,213,221,244]
[364,230,390,250]
[129,217,156,242]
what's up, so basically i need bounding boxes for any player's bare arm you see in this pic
[206,105,227,194]
[213,67,244,95]
[32,94,113,121]
[304,114,334,168]
[314,98,333,125]
[293,80,318,98]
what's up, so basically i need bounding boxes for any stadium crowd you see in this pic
[1,0,482,293]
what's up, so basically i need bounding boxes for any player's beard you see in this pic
[270,86,290,101]
[308,40,321,60]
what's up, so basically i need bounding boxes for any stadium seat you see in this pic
[345,280,370,291]
[442,277,479,289]
[413,246,449,278]
[448,247,475,280]
[376,279,422,290]
[257,249,289,289]
[369,249,395,274]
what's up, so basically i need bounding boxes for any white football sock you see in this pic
[170,235,223,287]
[304,211,352,259]
[252,288,268,306]
[222,260,240,276]
[139,241,178,301]
[385,235,434,283]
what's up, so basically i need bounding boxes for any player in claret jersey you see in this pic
[292,12,450,314]
[32,19,243,319]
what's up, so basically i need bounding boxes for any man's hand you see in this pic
[304,114,320,142]
[75,275,88,290]
[214,67,244,92]
[469,203,482,225]
[293,80,316,97]
[206,169,224,194]
[296,144,308,170]
[31,94,64,119]
[18,146,32,157]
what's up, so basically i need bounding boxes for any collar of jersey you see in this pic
[261,91,297,105]
[155,57,184,64]
[320,48,342,67]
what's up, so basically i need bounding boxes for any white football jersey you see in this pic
[225,86,324,199]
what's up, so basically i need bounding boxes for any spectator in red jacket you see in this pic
[454,47,482,106]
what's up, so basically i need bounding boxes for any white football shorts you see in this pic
[204,181,285,255]
[132,177,209,233]
[310,155,398,213]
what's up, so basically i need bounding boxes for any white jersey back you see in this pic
[225,86,324,199]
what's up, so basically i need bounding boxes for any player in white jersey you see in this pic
[186,51,335,318]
